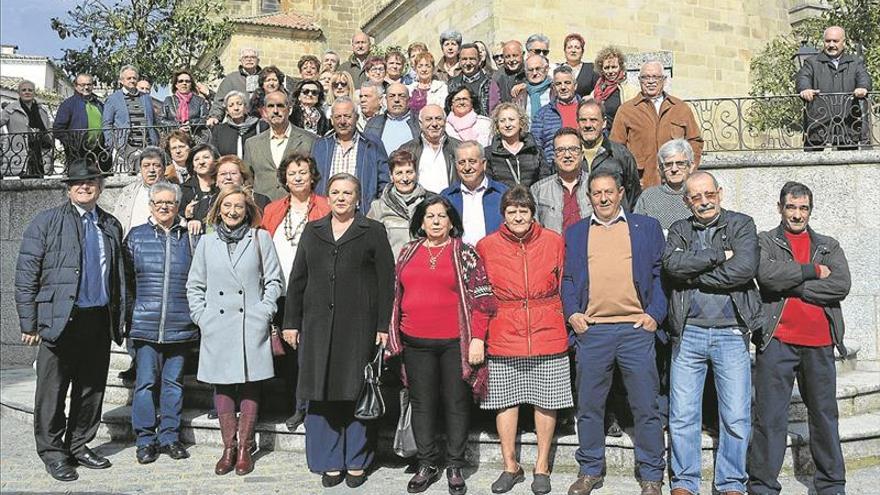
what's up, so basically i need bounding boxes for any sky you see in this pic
[0,0,86,59]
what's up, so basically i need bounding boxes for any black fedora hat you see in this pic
[61,158,104,182]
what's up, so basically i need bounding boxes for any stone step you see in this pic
[3,368,879,475]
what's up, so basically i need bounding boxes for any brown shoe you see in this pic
[568,474,604,495]
[215,412,237,475]
[640,480,663,495]
[670,489,694,495]
[234,412,257,475]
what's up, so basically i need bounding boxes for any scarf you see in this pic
[446,110,480,141]
[383,183,426,220]
[387,237,495,400]
[20,99,46,132]
[593,71,627,104]
[226,115,260,137]
[300,104,321,134]
[526,78,552,119]
[215,221,250,255]
[175,91,193,123]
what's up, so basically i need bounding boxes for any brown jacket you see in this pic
[609,92,703,188]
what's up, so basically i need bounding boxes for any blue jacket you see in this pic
[102,90,159,147]
[561,212,668,337]
[312,132,390,214]
[124,220,198,343]
[441,178,508,237]
[532,96,580,164]
[53,93,103,132]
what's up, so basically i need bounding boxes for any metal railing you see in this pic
[0,125,211,178]
[686,92,879,153]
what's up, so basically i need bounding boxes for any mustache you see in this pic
[697,204,716,213]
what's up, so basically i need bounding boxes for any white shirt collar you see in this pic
[461,176,488,194]
[590,207,626,227]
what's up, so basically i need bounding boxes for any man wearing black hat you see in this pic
[15,158,126,482]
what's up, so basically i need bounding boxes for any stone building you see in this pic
[217,0,820,98]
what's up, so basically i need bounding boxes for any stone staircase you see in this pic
[2,342,879,476]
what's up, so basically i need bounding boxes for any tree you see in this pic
[747,0,878,131]
[51,0,233,88]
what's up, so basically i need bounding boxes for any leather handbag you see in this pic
[393,387,418,458]
[254,230,285,357]
[354,344,385,420]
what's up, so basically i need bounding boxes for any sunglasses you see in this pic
[301,89,320,96]
[333,82,349,88]
[177,79,192,84]
[531,49,550,56]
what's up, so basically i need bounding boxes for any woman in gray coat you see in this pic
[186,185,284,477]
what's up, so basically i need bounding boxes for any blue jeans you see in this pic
[670,324,751,494]
[131,341,189,447]
[573,323,665,481]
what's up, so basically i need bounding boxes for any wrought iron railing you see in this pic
[685,92,879,153]
[0,125,211,178]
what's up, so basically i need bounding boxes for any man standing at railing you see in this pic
[53,74,110,173]
[796,26,872,151]
[102,65,159,173]
[0,80,52,178]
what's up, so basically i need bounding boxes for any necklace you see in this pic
[283,205,308,246]
[424,241,449,270]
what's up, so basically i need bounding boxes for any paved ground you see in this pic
[1,414,879,495]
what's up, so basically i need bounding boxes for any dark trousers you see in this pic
[304,400,373,473]
[573,323,664,481]
[34,306,112,465]
[749,338,846,495]
[131,341,189,447]
[273,296,306,414]
[403,335,471,468]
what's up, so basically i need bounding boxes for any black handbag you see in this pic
[354,344,385,420]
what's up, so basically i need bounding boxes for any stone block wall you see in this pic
[219,31,325,81]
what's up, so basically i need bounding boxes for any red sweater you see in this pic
[557,99,579,130]
[774,231,832,347]
[399,245,461,339]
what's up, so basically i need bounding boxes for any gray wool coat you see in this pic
[187,227,284,384]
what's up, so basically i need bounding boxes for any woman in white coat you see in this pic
[186,185,284,477]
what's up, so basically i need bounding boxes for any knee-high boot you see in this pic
[215,413,237,475]
[235,412,257,475]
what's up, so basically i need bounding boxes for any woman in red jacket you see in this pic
[259,152,329,432]
[475,185,573,495]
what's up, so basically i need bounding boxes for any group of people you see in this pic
[13,23,861,495]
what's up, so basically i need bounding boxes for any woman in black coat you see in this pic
[282,172,394,489]
[486,102,552,187]
[209,90,267,158]
[290,79,331,136]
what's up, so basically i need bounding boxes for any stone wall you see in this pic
[219,29,325,79]
[2,154,878,367]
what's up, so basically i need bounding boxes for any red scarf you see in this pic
[592,71,626,103]
[175,91,193,123]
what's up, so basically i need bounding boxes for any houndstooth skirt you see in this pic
[480,353,574,410]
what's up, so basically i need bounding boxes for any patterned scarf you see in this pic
[300,104,321,134]
[387,237,496,400]
[446,110,480,141]
[592,71,627,104]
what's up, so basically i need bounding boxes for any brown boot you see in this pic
[215,413,237,475]
[235,412,257,475]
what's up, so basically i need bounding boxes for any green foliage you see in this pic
[51,0,233,88]
[747,0,879,131]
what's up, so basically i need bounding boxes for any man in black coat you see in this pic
[16,158,126,482]
[796,25,873,150]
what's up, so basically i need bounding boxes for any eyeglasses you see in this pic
[452,97,471,103]
[150,200,177,207]
[492,55,504,62]
[176,79,192,84]
[639,75,665,82]
[554,146,582,155]
[332,82,349,88]
[661,160,690,170]
[301,89,320,96]
[688,191,719,202]
[530,49,550,56]
[368,66,385,73]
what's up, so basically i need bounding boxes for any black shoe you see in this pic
[531,473,552,495]
[407,465,441,493]
[136,444,159,464]
[321,471,345,487]
[446,467,467,495]
[159,441,190,460]
[491,466,525,493]
[45,459,78,482]
[345,471,368,488]
[118,366,136,381]
[285,410,306,432]
[207,408,218,420]
[73,446,111,469]
[605,419,623,438]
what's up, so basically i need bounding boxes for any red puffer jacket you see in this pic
[476,223,568,357]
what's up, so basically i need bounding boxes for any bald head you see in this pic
[502,40,524,72]
[823,26,846,58]
[386,82,410,117]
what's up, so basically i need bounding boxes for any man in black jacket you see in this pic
[16,158,126,482]
[796,26,873,150]
[662,171,761,495]
[748,182,851,495]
